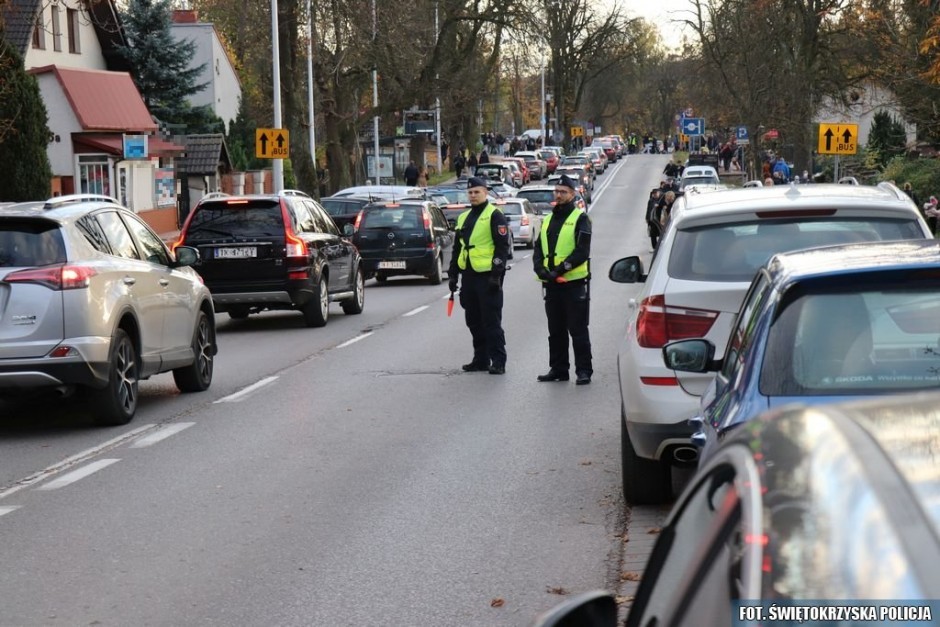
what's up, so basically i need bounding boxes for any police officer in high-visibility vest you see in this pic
[533,174,593,385]
[448,177,511,374]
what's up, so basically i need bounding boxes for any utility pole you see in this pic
[372,0,380,182]
[306,0,316,183]
[540,52,546,146]
[434,2,443,175]
[270,0,283,192]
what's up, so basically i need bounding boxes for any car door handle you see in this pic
[123,277,136,286]
[159,279,170,287]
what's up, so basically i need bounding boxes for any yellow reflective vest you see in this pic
[538,208,589,281]
[455,204,498,272]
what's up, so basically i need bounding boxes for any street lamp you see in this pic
[540,53,546,147]
[270,0,283,192]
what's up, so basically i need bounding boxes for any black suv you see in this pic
[352,200,453,284]
[320,196,370,231]
[176,190,364,326]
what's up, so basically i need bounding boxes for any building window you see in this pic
[78,155,111,196]
[32,13,46,50]
[51,5,62,51]
[67,8,80,54]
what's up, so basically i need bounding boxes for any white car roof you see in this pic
[332,185,425,198]
[682,166,718,179]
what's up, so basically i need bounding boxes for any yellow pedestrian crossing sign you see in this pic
[817,123,858,155]
[256,128,290,159]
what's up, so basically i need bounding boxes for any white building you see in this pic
[815,83,916,147]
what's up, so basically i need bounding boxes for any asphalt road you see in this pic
[0,154,672,626]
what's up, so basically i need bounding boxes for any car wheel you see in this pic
[173,311,214,392]
[342,266,365,314]
[525,236,534,249]
[427,255,443,285]
[302,274,329,327]
[90,328,139,426]
[375,273,388,283]
[507,233,514,259]
[227,306,249,320]
[621,408,672,504]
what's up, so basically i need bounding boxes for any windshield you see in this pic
[668,218,925,282]
[762,284,940,395]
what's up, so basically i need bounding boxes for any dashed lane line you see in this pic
[35,458,121,491]
[336,332,374,348]
[214,376,279,403]
[0,506,21,518]
[130,422,196,448]
[403,305,429,317]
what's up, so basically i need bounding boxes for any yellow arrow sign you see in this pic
[255,128,290,159]
[817,123,858,155]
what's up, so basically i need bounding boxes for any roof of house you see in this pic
[176,134,232,175]
[2,0,130,70]
[72,133,184,157]
[30,65,155,132]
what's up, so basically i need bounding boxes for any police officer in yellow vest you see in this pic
[533,174,593,385]
[448,177,512,374]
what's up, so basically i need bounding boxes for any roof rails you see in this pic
[201,191,230,200]
[281,189,312,198]
[43,193,120,209]
[875,181,907,200]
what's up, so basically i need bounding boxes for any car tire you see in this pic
[621,409,672,505]
[427,255,443,285]
[525,237,534,249]
[302,274,329,327]
[90,328,139,426]
[342,266,365,315]
[507,233,514,259]
[227,306,249,320]
[173,311,214,392]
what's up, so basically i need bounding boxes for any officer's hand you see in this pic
[547,270,559,281]
[448,277,459,293]
[488,274,502,292]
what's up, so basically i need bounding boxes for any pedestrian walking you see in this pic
[448,177,511,375]
[532,175,593,385]
[645,188,663,250]
[404,160,419,186]
[468,151,478,174]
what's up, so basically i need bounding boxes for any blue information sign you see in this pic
[123,134,148,159]
[679,117,704,136]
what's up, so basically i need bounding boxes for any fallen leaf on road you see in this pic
[615,595,635,605]
[579,459,593,465]
[621,533,630,543]
[546,586,569,595]
[621,571,641,582]
[647,527,662,534]
[490,598,505,608]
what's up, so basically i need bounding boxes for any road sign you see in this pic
[817,123,858,155]
[123,134,148,159]
[570,126,584,137]
[255,128,290,159]
[680,117,704,136]
[736,126,749,141]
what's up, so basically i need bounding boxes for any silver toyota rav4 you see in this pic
[0,194,216,425]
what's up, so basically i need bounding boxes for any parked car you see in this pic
[175,190,364,326]
[513,151,547,179]
[559,156,595,187]
[537,392,940,626]
[515,186,556,216]
[578,147,607,173]
[591,138,618,163]
[551,166,593,203]
[538,149,560,174]
[474,163,516,188]
[319,196,371,231]
[546,173,592,207]
[352,200,454,284]
[663,239,940,463]
[607,182,933,504]
[499,156,531,185]
[493,197,542,249]
[0,194,216,425]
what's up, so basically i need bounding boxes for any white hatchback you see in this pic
[608,182,933,504]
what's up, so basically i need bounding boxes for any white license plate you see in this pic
[216,247,257,259]
[377,260,406,270]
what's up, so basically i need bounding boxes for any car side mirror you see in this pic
[608,256,645,283]
[173,245,200,267]
[662,339,719,373]
[343,223,355,237]
[532,590,617,627]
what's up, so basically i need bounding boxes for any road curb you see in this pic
[616,504,670,624]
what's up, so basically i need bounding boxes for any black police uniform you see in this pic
[448,200,511,374]
[533,200,593,384]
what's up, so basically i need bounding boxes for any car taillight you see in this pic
[636,295,718,348]
[422,208,432,231]
[281,200,308,257]
[521,214,529,226]
[353,210,364,232]
[3,264,96,290]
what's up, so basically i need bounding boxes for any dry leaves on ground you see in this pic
[579,459,593,466]
[490,598,505,608]
[546,586,569,595]
[647,527,662,534]
[621,571,642,582]
[615,595,635,605]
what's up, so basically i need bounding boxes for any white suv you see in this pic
[608,182,933,504]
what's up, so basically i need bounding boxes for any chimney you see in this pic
[172,9,199,23]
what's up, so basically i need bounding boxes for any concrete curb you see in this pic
[616,504,671,624]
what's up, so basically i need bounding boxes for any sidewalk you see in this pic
[616,504,671,622]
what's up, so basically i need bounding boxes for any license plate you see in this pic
[216,247,256,259]
[377,260,406,270]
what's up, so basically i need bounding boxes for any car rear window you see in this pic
[436,189,470,204]
[518,191,555,203]
[320,199,365,217]
[497,203,523,215]
[360,206,424,230]
[0,221,66,267]
[669,218,925,282]
[762,283,940,395]
[187,201,284,238]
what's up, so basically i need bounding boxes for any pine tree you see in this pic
[118,0,207,125]
[0,39,52,201]
[867,111,907,167]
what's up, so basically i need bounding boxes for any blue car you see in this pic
[662,239,940,463]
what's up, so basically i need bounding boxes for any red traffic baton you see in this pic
[446,291,455,317]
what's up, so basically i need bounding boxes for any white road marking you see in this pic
[130,422,195,448]
[442,293,452,299]
[403,305,429,317]
[591,160,624,204]
[0,506,21,518]
[337,332,374,348]
[214,376,279,403]
[36,458,120,491]
[0,424,154,501]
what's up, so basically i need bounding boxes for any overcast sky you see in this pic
[625,0,695,50]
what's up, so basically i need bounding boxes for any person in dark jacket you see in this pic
[404,160,419,186]
[468,151,478,174]
[449,177,512,374]
[479,150,490,165]
[646,188,663,249]
[532,175,593,385]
